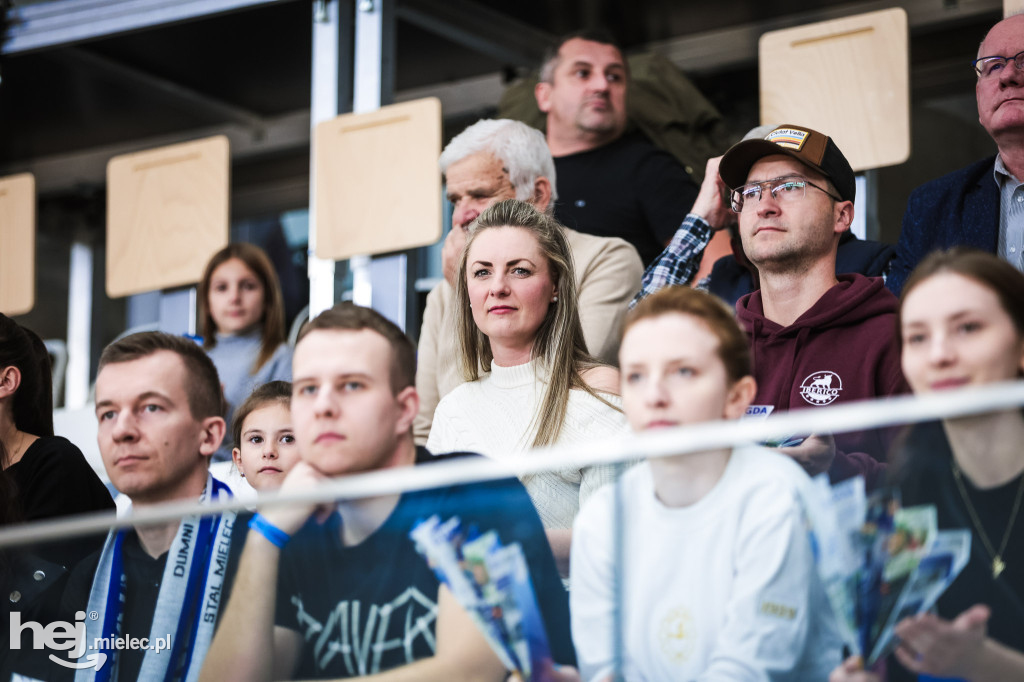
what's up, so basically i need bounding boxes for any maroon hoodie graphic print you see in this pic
[736,274,910,487]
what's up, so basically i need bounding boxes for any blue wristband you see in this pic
[248,513,291,548]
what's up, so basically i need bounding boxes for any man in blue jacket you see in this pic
[888,13,1024,294]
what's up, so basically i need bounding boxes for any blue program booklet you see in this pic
[410,515,553,681]
[800,476,971,665]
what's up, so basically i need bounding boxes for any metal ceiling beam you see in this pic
[0,109,311,195]
[51,47,266,132]
[645,0,1002,73]
[2,0,294,55]
[0,69,505,195]
[396,0,553,67]
[394,71,503,115]
[1,0,1004,199]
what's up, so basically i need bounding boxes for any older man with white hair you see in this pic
[414,118,642,445]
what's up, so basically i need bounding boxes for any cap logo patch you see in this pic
[766,128,809,151]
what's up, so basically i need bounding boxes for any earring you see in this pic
[551,295,558,303]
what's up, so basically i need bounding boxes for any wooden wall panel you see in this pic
[106,135,229,298]
[314,98,442,260]
[0,173,35,315]
[759,8,910,172]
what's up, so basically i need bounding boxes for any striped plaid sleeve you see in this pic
[629,214,713,308]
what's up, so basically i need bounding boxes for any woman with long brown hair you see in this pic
[199,243,292,461]
[832,249,1024,681]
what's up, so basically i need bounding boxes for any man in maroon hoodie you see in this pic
[716,125,908,487]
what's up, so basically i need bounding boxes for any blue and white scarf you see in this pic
[76,475,235,682]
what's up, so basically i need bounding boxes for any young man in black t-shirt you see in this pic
[203,304,573,681]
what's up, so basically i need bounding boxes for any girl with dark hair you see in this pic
[832,249,1024,681]
[0,314,114,568]
[199,243,292,461]
[230,381,299,491]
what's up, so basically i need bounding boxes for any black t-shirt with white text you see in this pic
[275,461,574,679]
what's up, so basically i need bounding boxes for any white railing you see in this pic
[3,380,1023,549]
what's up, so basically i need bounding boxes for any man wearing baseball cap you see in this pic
[722,125,907,487]
[632,124,893,308]
[639,124,906,487]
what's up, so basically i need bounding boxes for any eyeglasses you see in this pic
[972,50,1024,78]
[729,176,842,213]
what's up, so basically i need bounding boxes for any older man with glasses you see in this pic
[640,124,908,488]
[888,13,1024,293]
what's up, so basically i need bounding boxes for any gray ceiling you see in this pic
[0,0,1003,209]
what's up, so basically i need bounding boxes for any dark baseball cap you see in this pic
[718,124,856,203]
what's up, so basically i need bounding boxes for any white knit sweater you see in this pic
[426,358,628,531]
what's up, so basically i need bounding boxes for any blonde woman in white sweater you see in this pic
[427,199,626,575]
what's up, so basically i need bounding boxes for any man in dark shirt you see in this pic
[62,332,236,681]
[203,304,573,681]
[534,30,698,265]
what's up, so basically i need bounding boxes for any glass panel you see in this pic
[3,391,1022,681]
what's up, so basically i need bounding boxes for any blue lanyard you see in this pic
[96,532,126,682]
